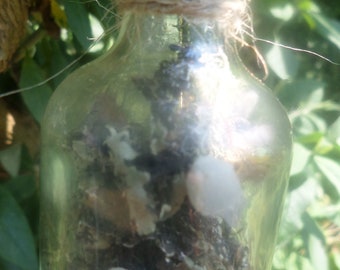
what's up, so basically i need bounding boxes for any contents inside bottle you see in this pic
[64,40,255,269]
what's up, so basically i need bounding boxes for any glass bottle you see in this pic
[40,1,292,269]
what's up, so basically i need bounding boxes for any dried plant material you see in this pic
[40,1,292,269]
[63,40,252,269]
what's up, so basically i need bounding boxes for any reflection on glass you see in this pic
[40,13,292,270]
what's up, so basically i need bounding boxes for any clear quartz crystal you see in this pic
[40,12,292,270]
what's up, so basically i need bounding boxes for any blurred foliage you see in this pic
[252,0,340,269]
[0,0,339,269]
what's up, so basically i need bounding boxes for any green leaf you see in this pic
[331,251,340,269]
[0,144,22,177]
[304,113,327,133]
[309,201,340,219]
[290,143,311,176]
[278,79,325,110]
[266,42,300,79]
[314,155,340,196]
[298,0,316,12]
[280,178,319,235]
[0,259,21,270]
[314,137,334,155]
[292,114,326,135]
[50,42,71,88]
[19,58,53,123]
[286,252,314,270]
[272,248,286,269]
[301,213,329,270]
[296,132,323,144]
[63,0,93,50]
[327,116,340,146]
[3,175,37,203]
[88,14,105,53]
[270,3,295,21]
[0,186,38,270]
[310,12,340,50]
[88,0,117,31]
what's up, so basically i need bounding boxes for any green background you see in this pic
[0,0,339,269]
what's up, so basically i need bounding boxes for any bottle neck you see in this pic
[112,12,235,60]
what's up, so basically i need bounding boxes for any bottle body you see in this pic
[40,13,291,270]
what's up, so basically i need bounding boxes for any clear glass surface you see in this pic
[40,13,292,270]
